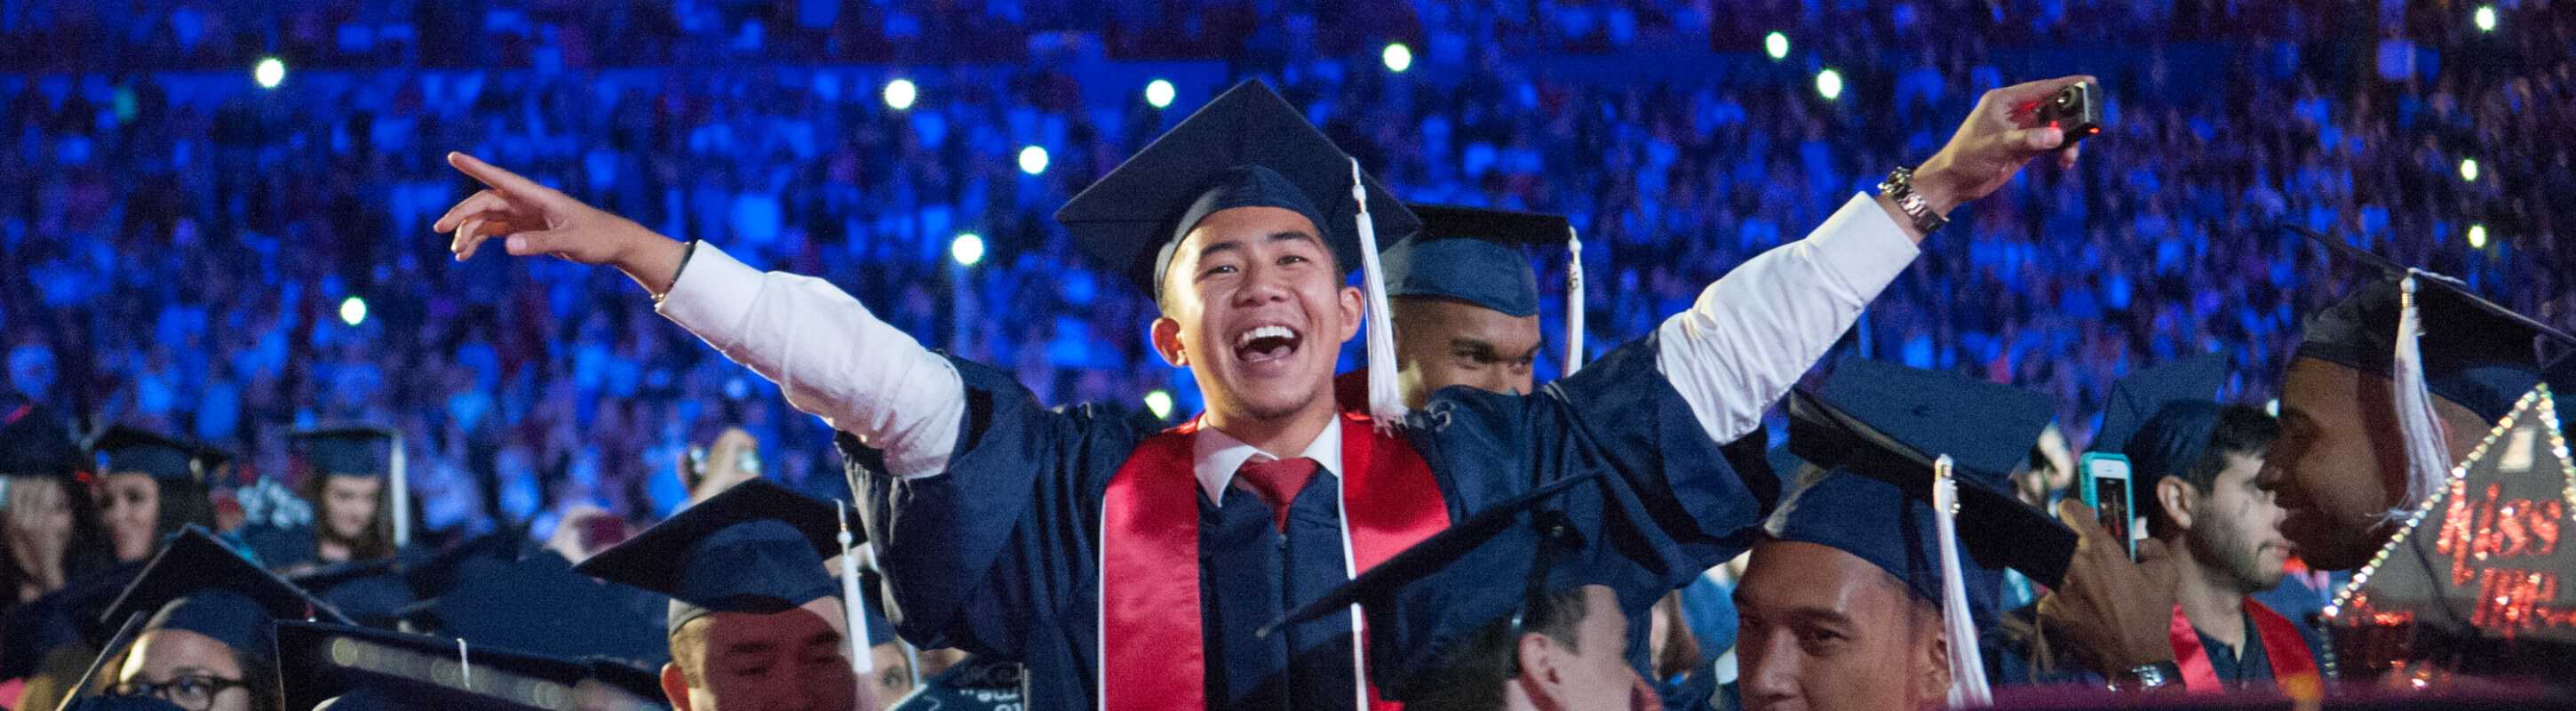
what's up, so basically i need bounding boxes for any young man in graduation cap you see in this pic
[1736,358,2077,711]
[90,427,226,565]
[571,479,877,711]
[436,74,2094,709]
[1269,471,1687,711]
[84,527,354,711]
[239,427,409,573]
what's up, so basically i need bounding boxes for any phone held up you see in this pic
[2078,452,2138,562]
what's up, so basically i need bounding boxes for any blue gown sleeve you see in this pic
[841,355,1150,659]
[1405,332,1778,576]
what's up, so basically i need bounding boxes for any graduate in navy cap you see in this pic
[572,480,871,711]
[435,71,2095,710]
[1736,358,2077,711]
[1268,472,1694,710]
[76,527,351,711]
[239,427,409,574]
[88,427,227,564]
[0,395,117,619]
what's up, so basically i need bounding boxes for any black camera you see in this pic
[2033,81,2103,141]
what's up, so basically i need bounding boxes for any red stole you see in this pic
[2166,599,2322,701]
[1098,411,1451,711]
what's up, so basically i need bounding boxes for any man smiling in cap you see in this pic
[436,75,2095,710]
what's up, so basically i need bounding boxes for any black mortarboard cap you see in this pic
[0,395,87,480]
[287,560,416,630]
[289,427,395,479]
[99,527,351,657]
[2090,352,2228,455]
[1381,204,1574,318]
[91,426,216,483]
[573,480,845,632]
[2292,228,2576,421]
[274,621,580,711]
[404,550,670,667]
[1784,357,2078,587]
[1055,80,1419,297]
[1268,473,1677,701]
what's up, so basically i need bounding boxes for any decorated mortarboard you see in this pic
[89,427,219,483]
[572,479,846,632]
[1265,473,1680,702]
[1783,357,2078,588]
[2321,382,2576,682]
[1054,79,1422,421]
[274,621,584,711]
[2090,352,2228,456]
[0,395,87,480]
[99,526,352,660]
[287,559,416,631]
[1387,204,1594,374]
[402,547,670,667]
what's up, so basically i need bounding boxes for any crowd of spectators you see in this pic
[3,0,2570,539]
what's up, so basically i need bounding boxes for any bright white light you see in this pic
[1017,146,1049,176]
[883,79,918,111]
[2474,5,2498,32]
[1815,68,1843,101]
[2469,223,2489,249]
[2266,399,2280,418]
[950,233,985,267]
[1145,79,1175,109]
[254,57,286,89]
[1382,43,1413,73]
[1764,32,1790,60]
[1144,390,1174,420]
[2460,158,2480,182]
[338,296,367,326]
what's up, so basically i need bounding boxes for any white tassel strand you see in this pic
[1932,456,1992,708]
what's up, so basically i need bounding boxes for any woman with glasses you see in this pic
[83,529,347,711]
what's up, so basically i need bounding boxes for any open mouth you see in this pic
[1233,324,1305,364]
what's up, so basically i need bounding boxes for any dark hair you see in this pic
[1395,587,1589,711]
[2146,404,2279,536]
[1,475,117,606]
[295,474,394,562]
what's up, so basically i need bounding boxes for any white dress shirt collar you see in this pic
[1191,416,1345,505]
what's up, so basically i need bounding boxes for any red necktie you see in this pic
[1234,456,1320,533]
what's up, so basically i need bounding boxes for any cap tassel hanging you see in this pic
[1351,158,1406,427]
[1563,226,1587,376]
[837,503,882,707]
[389,430,410,547]
[2389,272,2453,517]
[1931,455,1992,708]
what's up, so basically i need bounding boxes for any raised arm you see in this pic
[1656,75,2095,442]
[436,152,965,476]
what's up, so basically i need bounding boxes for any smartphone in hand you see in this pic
[2078,452,2137,561]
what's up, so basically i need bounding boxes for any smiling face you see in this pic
[1151,205,1362,428]
[100,472,163,563]
[1390,298,1542,409]
[2265,356,2492,571]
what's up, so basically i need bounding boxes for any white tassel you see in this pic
[838,502,881,708]
[1352,158,1406,427]
[1564,226,1586,376]
[389,429,410,547]
[457,637,472,691]
[1932,456,1992,708]
[2390,273,2453,518]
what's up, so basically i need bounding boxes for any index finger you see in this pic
[1989,75,2100,116]
[446,151,553,198]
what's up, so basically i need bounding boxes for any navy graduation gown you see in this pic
[848,334,1770,710]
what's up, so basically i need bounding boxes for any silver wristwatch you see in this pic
[1879,166,1948,236]
[2107,660,2182,692]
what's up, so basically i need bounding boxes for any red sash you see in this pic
[1098,411,1451,711]
[2167,599,2322,701]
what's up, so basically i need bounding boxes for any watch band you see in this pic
[2107,660,2182,692]
[1879,165,1949,236]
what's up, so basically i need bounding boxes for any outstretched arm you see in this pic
[435,153,966,476]
[1655,75,2095,442]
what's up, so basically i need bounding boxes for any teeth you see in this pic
[1236,325,1296,348]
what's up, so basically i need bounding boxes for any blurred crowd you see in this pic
[3,0,2572,540]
